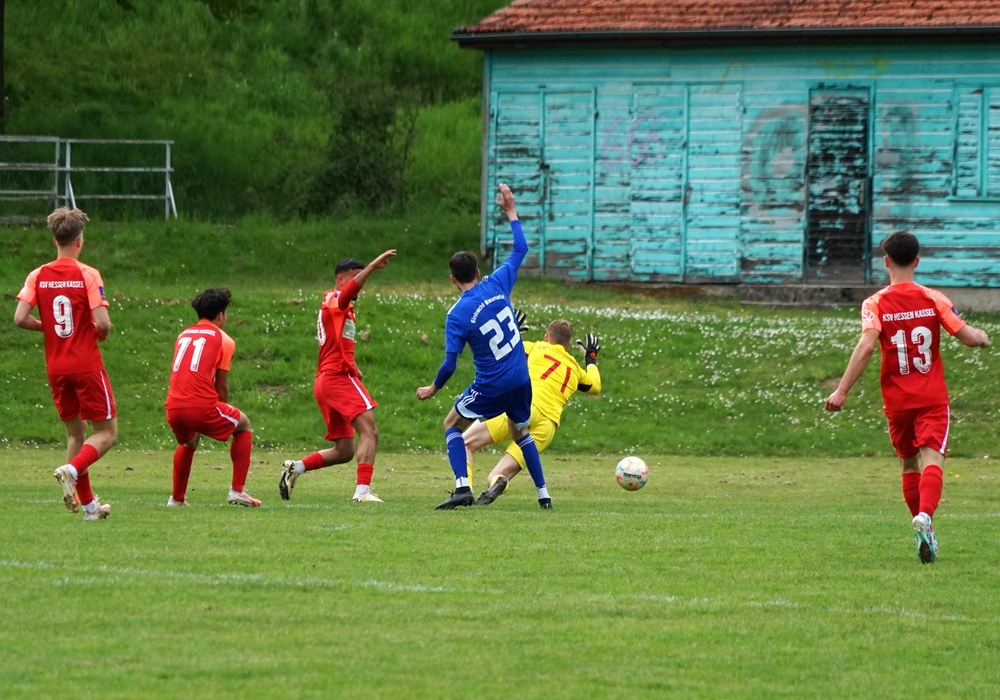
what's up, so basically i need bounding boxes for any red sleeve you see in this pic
[338,278,360,311]
[219,332,236,371]
[927,288,966,336]
[17,267,41,307]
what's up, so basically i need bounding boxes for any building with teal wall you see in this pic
[454,2,1000,291]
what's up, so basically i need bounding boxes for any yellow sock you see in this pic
[467,461,474,492]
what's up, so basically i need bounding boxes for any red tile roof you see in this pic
[455,1,1000,41]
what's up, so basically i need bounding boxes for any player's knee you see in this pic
[237,412,251,432]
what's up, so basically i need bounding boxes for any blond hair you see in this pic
[47,207,90,246]
[546,319,573,347]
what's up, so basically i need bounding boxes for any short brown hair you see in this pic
[449,251,478,284]
[546,319,573,347]
[48,207,89,246]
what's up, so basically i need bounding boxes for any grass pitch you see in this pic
[2,449,999,698]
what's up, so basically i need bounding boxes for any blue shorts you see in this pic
[455,380,532,429]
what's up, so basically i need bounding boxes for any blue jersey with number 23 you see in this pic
[445,221,530,394]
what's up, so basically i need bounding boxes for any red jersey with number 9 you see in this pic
[860,282,965,410]
[165,320,236,409]
[17,258,108,376]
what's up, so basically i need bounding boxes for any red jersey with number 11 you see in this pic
[316,282,360,377]
[165,320,236,409]
[17,258,108,376]
[860,282,965,410]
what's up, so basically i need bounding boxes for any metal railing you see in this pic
[0,136,178,219]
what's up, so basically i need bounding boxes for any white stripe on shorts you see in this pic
[217,406,239,427]
[939,405,951,454]
[99,371,112,420]
[349,376,374,411]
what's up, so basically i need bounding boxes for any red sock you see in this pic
[901,472,921,517]
[173,445,196,502]
[303,452,326,471]
[357,462,373,486]
[70,444,100,477]
[230,431,252,492]
[919,465,943,518]
[76,471,95,506]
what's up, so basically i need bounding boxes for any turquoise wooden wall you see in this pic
[480,44,1000,287]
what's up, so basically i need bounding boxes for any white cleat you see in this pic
[82,497,111,521]
[912,512,938,564]
[53,465,80,513]
[227,489,261,508]
[167,496,190,507]
[352,491,383,503]
[279,460,299,501]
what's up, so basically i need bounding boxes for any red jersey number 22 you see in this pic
[890,327,932,376]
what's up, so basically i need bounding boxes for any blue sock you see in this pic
[445,428,470,489]
[516,434,546,488]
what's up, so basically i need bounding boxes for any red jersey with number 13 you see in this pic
[165,320,236,409]
[17,258,108,376]
[860,282,965,410]
[316,284,360,377]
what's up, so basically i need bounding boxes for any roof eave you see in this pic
[450,25,1000,49]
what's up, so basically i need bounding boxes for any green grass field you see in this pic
[2,449,999,698]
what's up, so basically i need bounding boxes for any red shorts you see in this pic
[314,373,377,440]
[884,404,950,459]
[166,402,242,444]
[49,370,117,422]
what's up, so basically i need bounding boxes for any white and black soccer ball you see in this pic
[615,456,648,491]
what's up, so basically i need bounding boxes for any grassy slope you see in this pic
[3,217,1000,457]
[4,0,502,219]
[1,451,999,698]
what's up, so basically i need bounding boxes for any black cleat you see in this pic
[475,476,508,506]
[538,497,553,510]
[435,488,475,510]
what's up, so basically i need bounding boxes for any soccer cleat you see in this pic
[167,496,189,507]
[538,497,554,510]
[82,498,111,521]
[53,465,80,513]
[435,489,475,510]
[912,512,938,564]
[352,491,384,503]
[475,476,508,506]
[278,460,299,501]
[227,489,262,508]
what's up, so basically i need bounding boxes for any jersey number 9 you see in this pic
[479,307,521,361]
[52,295,75,339]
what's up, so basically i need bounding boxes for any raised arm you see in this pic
[824,329,879,412]
[339,249,396,310]
[497,183,528,272]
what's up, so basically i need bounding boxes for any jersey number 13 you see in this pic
[890,327,933,376]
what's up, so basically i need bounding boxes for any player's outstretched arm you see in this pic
[416,351,458,401]
[353,249,396,290]
[955,324,990,348]
[824,329,878,412]
[13,300,42,332]
[496,183,529,277]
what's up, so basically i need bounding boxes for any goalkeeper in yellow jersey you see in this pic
[463,316,602,507]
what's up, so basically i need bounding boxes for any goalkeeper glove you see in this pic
[514,308,529,334]
[577,333,600,366]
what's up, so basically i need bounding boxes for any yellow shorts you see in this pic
[484,408,557,470]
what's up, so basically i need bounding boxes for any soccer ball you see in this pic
[615,456,648,491]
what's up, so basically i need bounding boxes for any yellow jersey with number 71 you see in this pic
[524,341,601,425]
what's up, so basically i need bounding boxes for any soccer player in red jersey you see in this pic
[279,251,396,503]
[165,288,261,507]
[825,231,989,564]
[14,208,117,521]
